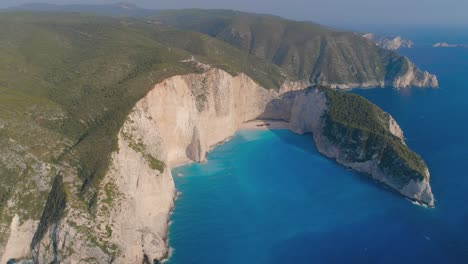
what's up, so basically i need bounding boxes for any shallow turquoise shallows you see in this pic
[168,29,468,264]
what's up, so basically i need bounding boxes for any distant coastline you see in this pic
[433,42,468,48]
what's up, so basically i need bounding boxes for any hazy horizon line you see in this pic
[3,1,468,28]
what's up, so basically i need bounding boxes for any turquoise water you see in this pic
[168,31,468,264]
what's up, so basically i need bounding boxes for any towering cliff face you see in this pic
[285,87,434,206]
[103,114,176,263]
[94,70,433,262]
[102,69,277,263]
[0,69,434,263]
[0,10,438,264]
[387,57,439,88]
[141,70,277,165]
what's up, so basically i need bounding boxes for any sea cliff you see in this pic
[101,69,277,262]
[0,10,439,264]
[1,69,434,263]
[286,87,434,207]
[94,70,433,262]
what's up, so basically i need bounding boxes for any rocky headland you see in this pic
[363,33,414,50]
[0,9,438,264]
[1,67,435,263]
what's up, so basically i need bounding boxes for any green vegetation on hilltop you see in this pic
[318,86,428,185]
[153,9,416,86]
[4,6,436,89]
[0,12,188,215]
[319,86,391,136]
[0,11,284,247]
[0,8,435,257]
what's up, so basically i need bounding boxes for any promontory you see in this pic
[0,7,436,264]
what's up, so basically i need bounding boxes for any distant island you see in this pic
[363,33,414,50]
[433,42,468,48]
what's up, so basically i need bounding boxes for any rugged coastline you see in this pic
[103,69,434,262]
[1,69,435,263]
[0,5,446,264]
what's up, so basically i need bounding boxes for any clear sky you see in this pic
[1,0,468,26]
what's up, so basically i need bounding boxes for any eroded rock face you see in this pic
[388,116,404,140]
[0,68,434,263]
[0,215,36,264]
[98,69,278,263]
[284,87,434,207]
[400,171,434,206]
[288,88,328,135]
[104,129,174,263]
[139,69,278,166]
[391,58,439,88]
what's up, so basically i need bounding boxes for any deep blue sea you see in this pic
[167,29,468,264]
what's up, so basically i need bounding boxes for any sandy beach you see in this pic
[239,119,290,130]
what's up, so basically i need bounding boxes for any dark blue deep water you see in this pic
[168,30,468,264]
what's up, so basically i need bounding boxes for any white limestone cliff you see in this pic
[284,87,434,207]
[0,68,435,263]
[388,116,404,140]
[0,215,36,264]
[98,69,278,263]
[392,58,439,88]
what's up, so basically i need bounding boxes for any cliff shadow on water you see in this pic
[257,88,432,206]
[260,125,420,204]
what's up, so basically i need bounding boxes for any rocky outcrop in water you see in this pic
[433,42,468,48]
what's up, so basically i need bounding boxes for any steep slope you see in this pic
[1,68,434,263]
[0,12,285,262]
[99,69,275,263]
[153,9,438,88]
[363,33,414,50]
[287,86,434,205]
[3,5,439,89]
[56,70,433,263]
[0,11,434,264]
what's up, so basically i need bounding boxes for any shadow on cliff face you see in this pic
[256,88,427,205]
[259,90,299,122]
[268,129,317,156]
[257,89,319,155]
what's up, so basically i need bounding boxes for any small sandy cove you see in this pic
[170,119,289,168]
[239,119,290,130]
